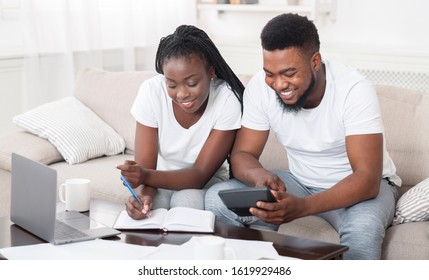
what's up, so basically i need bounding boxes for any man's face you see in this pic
[263,48,316,113]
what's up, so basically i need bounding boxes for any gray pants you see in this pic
[152,174,225,210]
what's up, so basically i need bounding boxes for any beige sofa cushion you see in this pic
[13,97,125,164]
[382,221,429,259]
[278,216,340,244]
[0,168,11,217]
[0,131,63,171]
[73,68,157,154]
[50,154,135,204]
[376,85,429,187]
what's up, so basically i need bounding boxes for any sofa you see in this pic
[0,68,428,259]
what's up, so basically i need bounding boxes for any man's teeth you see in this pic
[182,101,191,105]
[280,89,293,96]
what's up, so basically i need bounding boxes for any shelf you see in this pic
[198,4,311,13]
[197,0,336,21]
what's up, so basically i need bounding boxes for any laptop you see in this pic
[10,153,120,245]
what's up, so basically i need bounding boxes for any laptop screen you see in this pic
[11,153,58,243]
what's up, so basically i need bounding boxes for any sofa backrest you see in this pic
[376,85,429,187]
[73,68,156,154]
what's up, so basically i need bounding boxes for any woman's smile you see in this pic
[179,99,196,109]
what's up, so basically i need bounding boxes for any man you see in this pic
[205,13,401,260]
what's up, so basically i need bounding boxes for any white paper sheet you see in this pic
[0,237,299,260]
[0,239,157,260]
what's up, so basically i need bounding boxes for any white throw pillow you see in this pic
[392,178,429,225]
[13,97,125,164]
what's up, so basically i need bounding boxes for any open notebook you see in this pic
[113,207,215,233]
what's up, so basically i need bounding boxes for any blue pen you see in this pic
[120,175,143,205]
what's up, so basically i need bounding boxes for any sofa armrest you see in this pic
[0,131,63,171]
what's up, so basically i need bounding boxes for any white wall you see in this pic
[197,0,429,88]
[320,0,429,52]
[319,0,429,75]
[0,58,23,136]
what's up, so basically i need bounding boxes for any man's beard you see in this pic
[275,73,316,113]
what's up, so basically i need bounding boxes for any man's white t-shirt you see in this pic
[131,74,241,178]
[242,60,401,189]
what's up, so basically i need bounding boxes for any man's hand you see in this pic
[249,191,306,224]
[249,168,287,192]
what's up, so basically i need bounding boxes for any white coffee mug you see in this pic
[59,178,90,212]
[193,236,236,260]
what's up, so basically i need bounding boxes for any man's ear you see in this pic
[311,52,322,71]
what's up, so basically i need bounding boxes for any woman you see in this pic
[116,25,244,219]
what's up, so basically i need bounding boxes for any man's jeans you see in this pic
[205,170,398,260]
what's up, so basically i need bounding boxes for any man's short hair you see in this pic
[261,13,320,55]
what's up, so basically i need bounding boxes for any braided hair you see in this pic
[155,25,244,111]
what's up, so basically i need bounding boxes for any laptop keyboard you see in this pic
[55,220,89,241]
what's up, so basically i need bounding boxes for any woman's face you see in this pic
[163,54,214,114]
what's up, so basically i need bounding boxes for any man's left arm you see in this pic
[251,133,383,224]
[301,133,384,213]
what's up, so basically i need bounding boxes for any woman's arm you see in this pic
[142,127,237,190]
[119,122,237,190]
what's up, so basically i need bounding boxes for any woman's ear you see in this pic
[209,66,215,80]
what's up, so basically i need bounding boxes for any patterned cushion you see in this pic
[13,97,125,164]
[392,178,429,225]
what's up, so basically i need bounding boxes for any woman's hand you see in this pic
[116,160,146,188]
[125,194,153,220]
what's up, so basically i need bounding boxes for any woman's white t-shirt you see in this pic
[131,74,241,178]
[242,60,401,188]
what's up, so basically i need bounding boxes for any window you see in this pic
[0,0,22,57]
